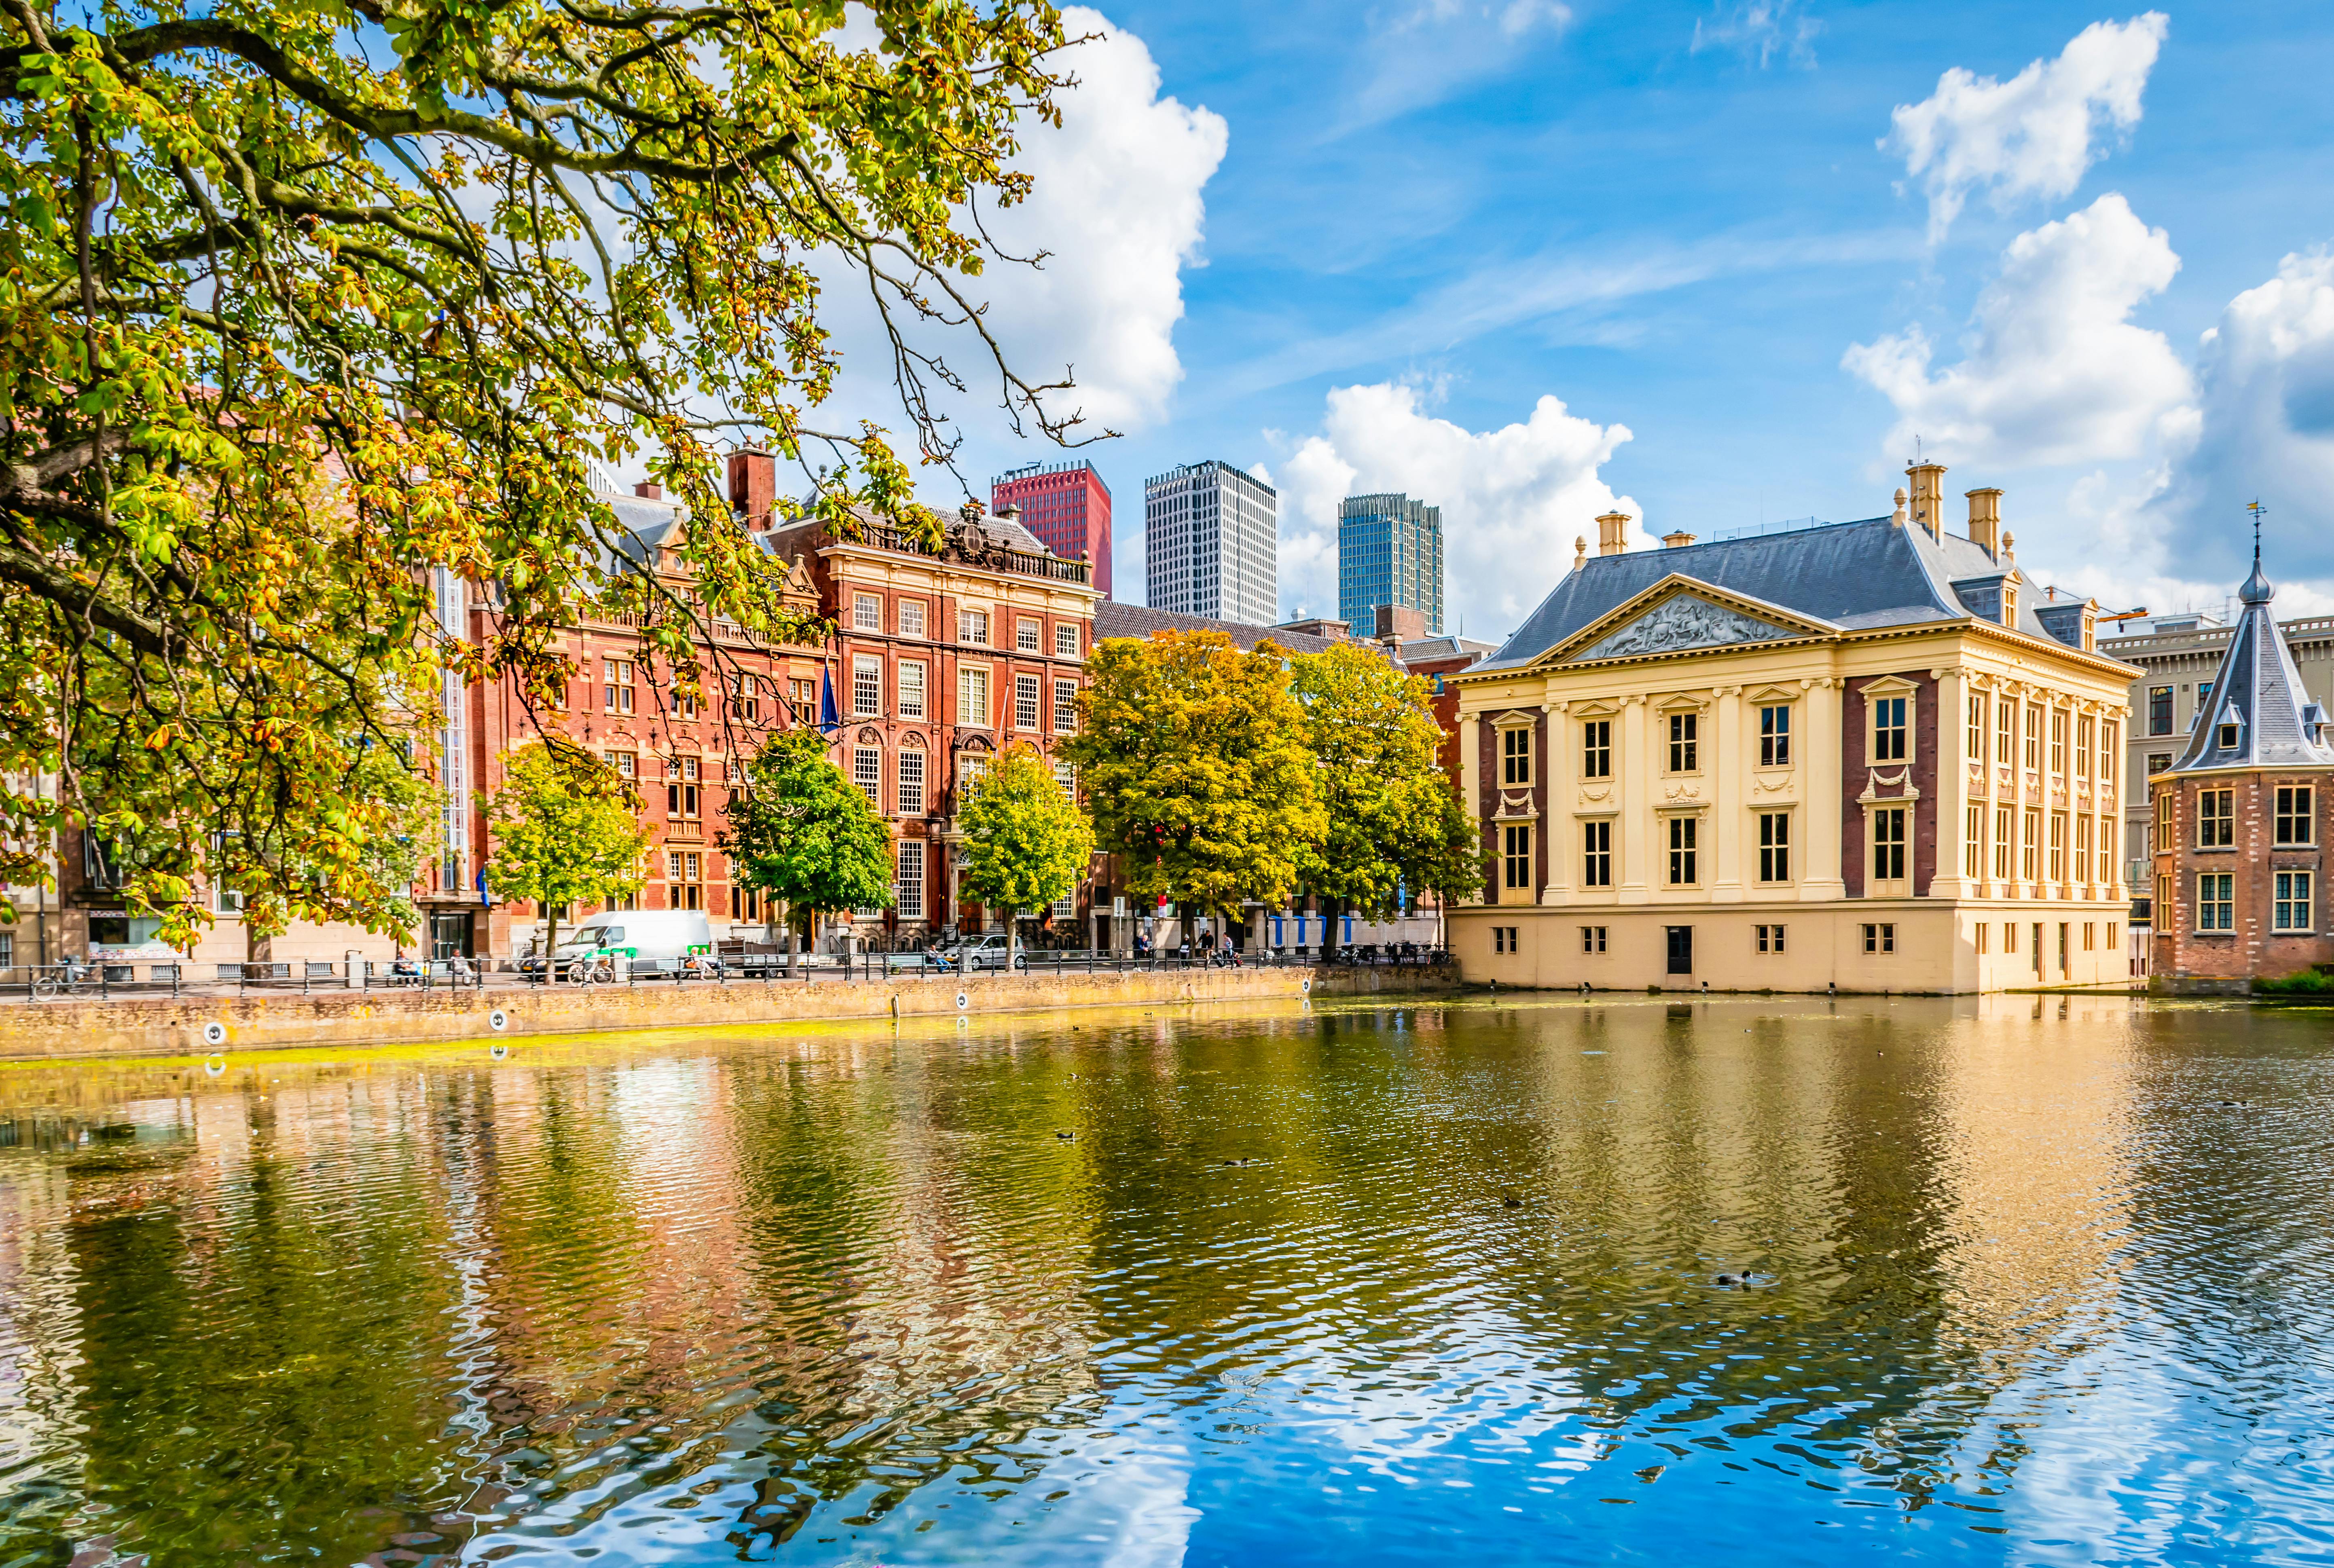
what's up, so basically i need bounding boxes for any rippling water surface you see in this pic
[2,995,2331,1566]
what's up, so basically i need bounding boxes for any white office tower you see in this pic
[1144,461,1278,626]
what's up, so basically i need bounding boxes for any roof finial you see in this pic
[2241,500,2274,606]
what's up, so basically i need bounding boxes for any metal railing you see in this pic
[7,947,1452,1003]
[11,958,490,1003]
[525,945,1455,988]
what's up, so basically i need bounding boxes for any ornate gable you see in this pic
[1571,590,1797,663]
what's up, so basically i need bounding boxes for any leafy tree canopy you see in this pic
[1060,631,1323,923]
[718,726,892,942]
[0,0,1085,943]
[957,742,1091,957]
[1289,643,1485,952]
[481,740,650,957]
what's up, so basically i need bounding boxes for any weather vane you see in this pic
[2247,499,2267,568]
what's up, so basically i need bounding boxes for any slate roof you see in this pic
[1094,601,1377,659]
[1474,516,2074,673]
[2170,560,2334,773]
[1399,634,1497,667]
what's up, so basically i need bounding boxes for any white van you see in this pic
[552,909,713,974]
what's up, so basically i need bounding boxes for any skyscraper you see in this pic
[1143,461,1278,626]
[1337,492,1443,636]
[991,460,1113,598]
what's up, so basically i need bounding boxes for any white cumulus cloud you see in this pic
[1261,382,1640,639]
[2150,249,2334,585]
[1843,193,2196,471]
[973,8,1228,435]
[1885,13,2167,241]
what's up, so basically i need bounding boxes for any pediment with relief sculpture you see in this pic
[1549,576,1834,666]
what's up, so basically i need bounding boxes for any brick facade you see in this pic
[2152,770,2334,982]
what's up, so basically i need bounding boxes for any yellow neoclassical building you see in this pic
[1452,467,2139,993]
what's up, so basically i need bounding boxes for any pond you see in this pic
[0,995,2329,1566]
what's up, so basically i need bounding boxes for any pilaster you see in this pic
[1543,701,1573,902]
[1929,665,1975,898]
[1619,694,1650,903]
[1799,676,1847,900]
[1711,684,1746,902]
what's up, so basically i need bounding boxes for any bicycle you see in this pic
[30,964,95,1001]
[567,952,619,985]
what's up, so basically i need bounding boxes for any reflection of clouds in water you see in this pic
[1079,1445,1201,1568]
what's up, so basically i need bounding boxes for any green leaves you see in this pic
[958,743,1093,920]
[1289,643,1485,926]
[718,727,894,938]
[0,0,1077,942]
[482,743,652,940]
[1060,632,1324,917]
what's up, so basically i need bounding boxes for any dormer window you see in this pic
[2218,719,2240,750]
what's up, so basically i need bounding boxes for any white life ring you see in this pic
[201,1020,229,1048]
[955,992,969,1010]
[488,1009,509,1031]
[1301,978,1312,994]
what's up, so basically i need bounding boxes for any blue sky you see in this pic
[910,1,2334,640]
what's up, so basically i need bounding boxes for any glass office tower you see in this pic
[1337,492,1443,635]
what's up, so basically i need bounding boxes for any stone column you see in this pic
[1543,700,1572,903]
[1799,676,1847,901]
[1619,694,1650,903]
[1711,685,1745,902]
[1929,666,1974,898]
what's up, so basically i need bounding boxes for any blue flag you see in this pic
[818,668,840,733]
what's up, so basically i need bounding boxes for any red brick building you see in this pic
[2149,555,2334,988]
[992,461,1113,600]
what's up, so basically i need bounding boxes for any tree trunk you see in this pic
[1320,898,1343,962]
[1006,908,1019,971]
[545,906,559,975]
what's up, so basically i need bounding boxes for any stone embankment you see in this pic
[0,965,1456,1060]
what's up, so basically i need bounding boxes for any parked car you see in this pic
[939,932,1027,972]
[549,909,714,977]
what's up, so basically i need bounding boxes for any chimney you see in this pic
[633,481,663,501]
[1661,530,1696,549]
[1373,604,1427,643]
[1596,511,1631,556]
[726,447,777,531]
[1964,487,2002,556]
[1905,461,1947,539]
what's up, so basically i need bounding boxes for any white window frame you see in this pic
[852,746,882,810]
[853,593,882,632]
[851,653,882,716]
[897,747,926,815]
[1055,622,1079,658]
[958,666,991,728]
[898,659,927,719]
[2274,870,2312,932]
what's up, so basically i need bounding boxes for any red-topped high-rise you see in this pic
[992,460,1112,599]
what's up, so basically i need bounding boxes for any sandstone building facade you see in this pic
[1451,467,2137,993]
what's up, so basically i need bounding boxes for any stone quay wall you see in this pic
[0,966,1456,1061]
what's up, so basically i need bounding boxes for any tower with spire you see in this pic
[2151,508,2334,987]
